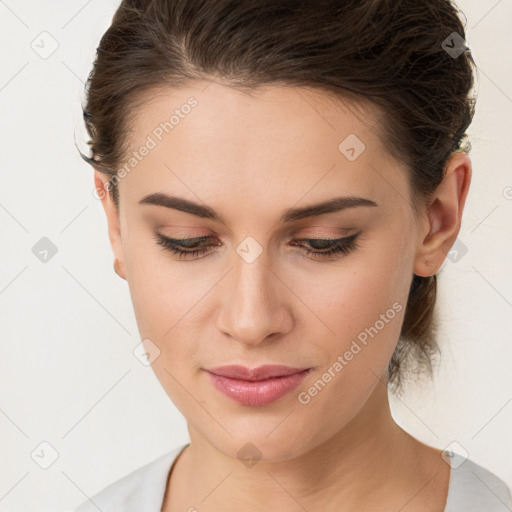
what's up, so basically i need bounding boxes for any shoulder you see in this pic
[444,452,512,512]
[73,443,189,512]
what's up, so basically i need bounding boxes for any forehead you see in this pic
[127,80,383,150]
[119,81,409,217]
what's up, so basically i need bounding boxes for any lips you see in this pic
[204,365,312,406]
[206,364,311,381]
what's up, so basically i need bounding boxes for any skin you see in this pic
[94,81,471,511]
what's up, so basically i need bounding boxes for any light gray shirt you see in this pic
[74,444,512,511]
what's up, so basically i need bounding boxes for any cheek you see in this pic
[125,250,205,403]
[292,255,409,428]
[124,218,413,365]
[125,263,173,339]
[287,237,413,407]
[122,228,200,333]
[123,238,216,379]
[292,236,411,339]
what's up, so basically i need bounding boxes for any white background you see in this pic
[0,1,511,510]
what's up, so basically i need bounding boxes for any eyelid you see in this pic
[164,235,210,244]
[295,234,353,242]
[160,232,353,245]
[287,224,355,238]
[154,231,361,263]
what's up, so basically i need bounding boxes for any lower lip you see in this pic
[205,369,311,407]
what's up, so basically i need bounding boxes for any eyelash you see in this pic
[154,232,361,261]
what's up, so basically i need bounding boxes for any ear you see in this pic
[94,169,127,280]
[413,151,472,277]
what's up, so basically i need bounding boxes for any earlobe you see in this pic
[413,151,472,277]
[93,169,127,280]
[113,258,126,280]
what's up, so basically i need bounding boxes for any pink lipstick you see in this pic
[204,365,312,407]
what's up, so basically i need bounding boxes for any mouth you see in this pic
[205,364,312,381]
[203,365,313,407]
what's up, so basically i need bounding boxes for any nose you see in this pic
[216,246,293,347]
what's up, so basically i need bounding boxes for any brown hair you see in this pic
[79,0,477,394]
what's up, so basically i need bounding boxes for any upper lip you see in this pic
[205,365,311,381]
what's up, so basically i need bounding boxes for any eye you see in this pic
[153,232,361,261]
[154,234,217,260]
[290,232,360,260]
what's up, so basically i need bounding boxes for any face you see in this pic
[99,81,431,461]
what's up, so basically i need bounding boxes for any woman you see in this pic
[75,0,511,510]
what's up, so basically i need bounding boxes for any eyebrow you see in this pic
[139,193,378,223]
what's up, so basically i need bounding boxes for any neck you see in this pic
[165,384,446,511]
